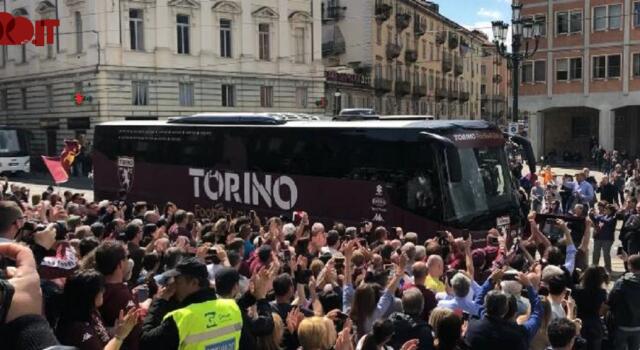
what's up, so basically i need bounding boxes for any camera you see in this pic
[207,248,221,264]
[22,221,37,233]
[542,218,563,241]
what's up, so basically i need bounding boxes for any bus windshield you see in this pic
[0,130,21,154]
[444,145,516,223]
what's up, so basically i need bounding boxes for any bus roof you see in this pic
[99,117,497,132]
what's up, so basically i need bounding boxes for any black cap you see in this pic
[162,257,209,281]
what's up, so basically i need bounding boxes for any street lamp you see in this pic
[334,90,342,116]
[492,1,542,123]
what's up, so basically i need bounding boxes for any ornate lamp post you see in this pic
[492,2,542,123]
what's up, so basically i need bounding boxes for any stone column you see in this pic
[530,111,545,159]
[599,109,615,151]
[156,1,170,50]
[312,0,322,63]
[241,0,254,59]
[278,0,289,63]
[200,2,213,56]
[623,0,631,95]
[584,0,591,96]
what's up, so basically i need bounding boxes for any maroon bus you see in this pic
[92,114,535,241]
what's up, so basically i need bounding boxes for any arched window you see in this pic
[36,1,57,59]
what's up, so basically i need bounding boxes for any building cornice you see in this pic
[64,0,85,7]
[289,11,312,24]
[36,1,56,14]
[212,1,241,14]
[252,6,279,19]
[168,0,201,10]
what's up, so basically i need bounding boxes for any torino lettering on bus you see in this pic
[188,168,298,210]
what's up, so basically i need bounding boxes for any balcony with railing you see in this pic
[448,32,459,50]
[375,0,392,22]
[448,87,458,101]
[396,12,411,31]
[435,31,446,45]
[414,17,426,37]
[405,49,418,64]
[412,84,426,97]
[353,64,372,75]
[395,80,411,96]
[458,90,470,102]
[386,43,402,60]
[442,54,452,72]
[435,87,447,101]
[481,93,506,102]
[374,78,393,93]
[322,24,345,57]
[322,1,346,21]
[454,60,463,76]
[322,40,346,57]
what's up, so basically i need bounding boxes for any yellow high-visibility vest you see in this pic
[164,298,242,350]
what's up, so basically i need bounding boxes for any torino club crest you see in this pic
[117,157,135,193]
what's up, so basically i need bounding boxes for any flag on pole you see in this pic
[41,156,69,184]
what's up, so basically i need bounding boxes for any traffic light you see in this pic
[73,92,93,105]
[74,92,84,105]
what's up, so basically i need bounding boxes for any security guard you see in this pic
[140,257,243,350]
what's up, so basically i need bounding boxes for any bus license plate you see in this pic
[9,163,18,166]
[496,216,510,227]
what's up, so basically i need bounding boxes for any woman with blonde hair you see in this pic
[429,307,454,330]
[297,316,337,350]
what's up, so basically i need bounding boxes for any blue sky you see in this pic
[432,0,512,42]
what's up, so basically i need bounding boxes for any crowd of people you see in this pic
[521,161,640,275]
[0,169,639,350]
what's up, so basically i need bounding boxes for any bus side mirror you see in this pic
[505,133,536,174]
[419,132,462,182]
